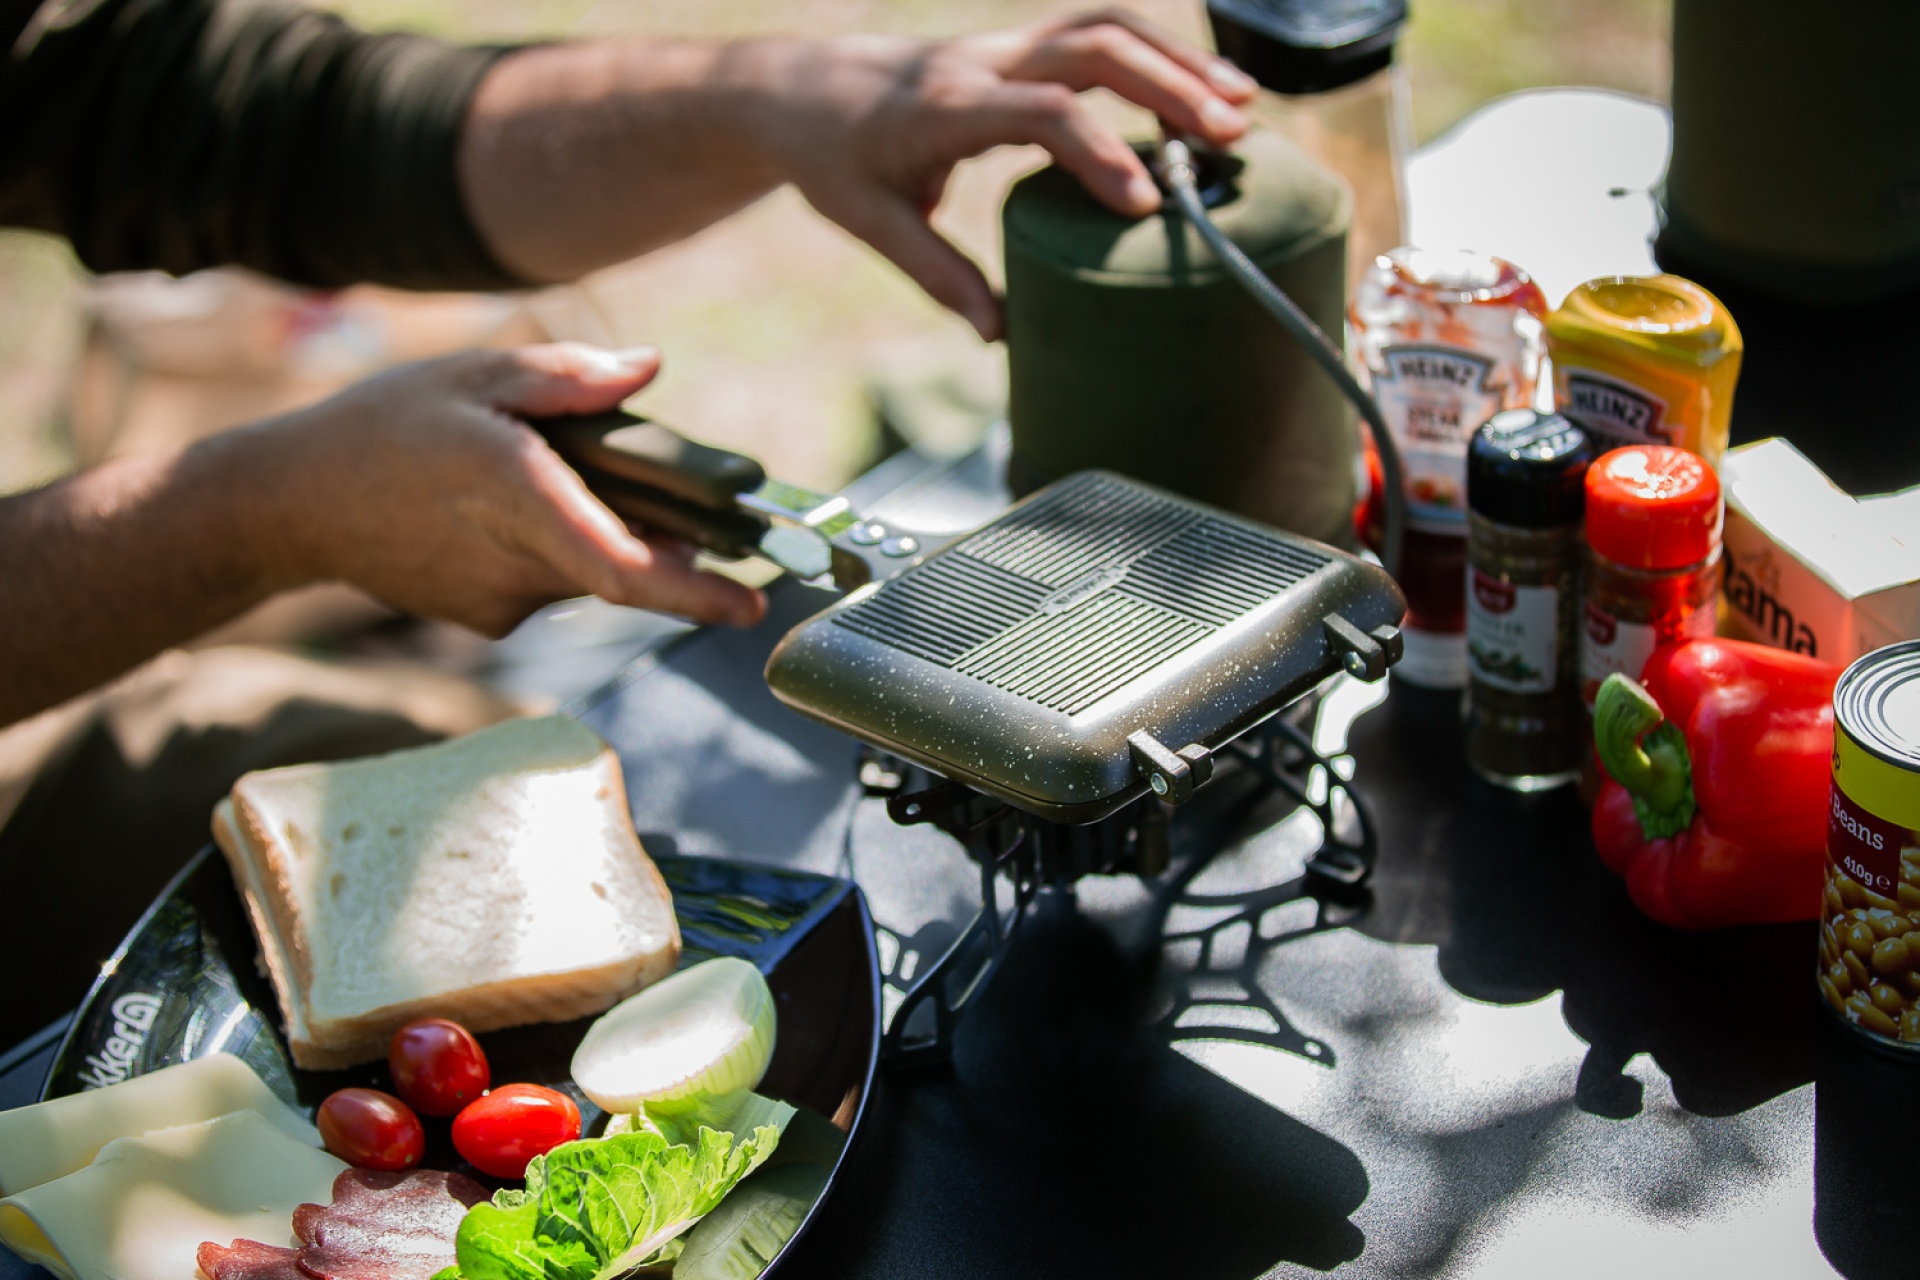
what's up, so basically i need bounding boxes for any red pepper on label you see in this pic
[1590,638,1841,929]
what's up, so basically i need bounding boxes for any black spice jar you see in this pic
[1465,409,1594,790]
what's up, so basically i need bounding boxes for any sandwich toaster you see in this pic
[534,411,1407,825]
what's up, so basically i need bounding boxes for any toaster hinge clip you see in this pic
[1129,731,1214,806]
[1323,615,1403,682]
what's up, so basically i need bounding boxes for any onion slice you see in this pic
[570,957,776,1116]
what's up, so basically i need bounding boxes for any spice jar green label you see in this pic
[1467,571,1558,694]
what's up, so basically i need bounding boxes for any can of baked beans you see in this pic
[1819,640,1920,1054]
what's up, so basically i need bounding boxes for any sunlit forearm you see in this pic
[457,38,799,283]
[0,438,295,726]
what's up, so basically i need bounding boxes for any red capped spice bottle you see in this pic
[1580,445,1723,709]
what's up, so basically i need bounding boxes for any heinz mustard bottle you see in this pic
[1546,274,1742,467]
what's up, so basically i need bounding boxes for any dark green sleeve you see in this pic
[0,0,530,290]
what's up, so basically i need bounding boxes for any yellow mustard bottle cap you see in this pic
[1554,273,1742,367]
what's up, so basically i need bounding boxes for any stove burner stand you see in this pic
[871,694,1376,1066]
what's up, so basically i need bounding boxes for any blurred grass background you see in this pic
[0,0,1669,498]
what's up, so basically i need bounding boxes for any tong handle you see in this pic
[526,410,769,559]
[582,474,769,560]
[529,409,765,511]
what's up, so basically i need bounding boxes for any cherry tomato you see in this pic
[452,1084,582,1179]
[389,1018,491,1117]
[317,1088,424,1171]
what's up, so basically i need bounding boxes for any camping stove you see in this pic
[864,690,1376,1066]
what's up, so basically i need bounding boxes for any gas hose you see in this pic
[1156,134,1408,578]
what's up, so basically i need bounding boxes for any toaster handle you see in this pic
[528,408,936,588]
[571,472,771,561]
[528,410,766,512]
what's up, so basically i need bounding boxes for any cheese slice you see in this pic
[0,1053,318,1196]
[0,1109,345,1280]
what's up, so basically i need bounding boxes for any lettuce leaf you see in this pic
[629,1092,794,1152]
[447,1093,793,1280]
[673,1164,828,1280]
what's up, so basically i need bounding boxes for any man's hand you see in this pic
[748,11,1257,339]
[461,10,1255,338]
[247,343,767,637]
[0,343,765,726]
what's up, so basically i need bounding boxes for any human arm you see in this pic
[0,0,517,290]
[0,2,1253,330]
[459,11,1259,338]
[0,344,765,727]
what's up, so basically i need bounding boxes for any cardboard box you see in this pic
[1719,438,1920,663]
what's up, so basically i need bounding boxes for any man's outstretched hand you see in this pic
[461,10,1256,338]
[755,10,1258,340]
[248,343,767,637]
[0,343,766,727]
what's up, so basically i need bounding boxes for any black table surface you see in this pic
[1,529,1911,1280]
[5,289,1918,1278]
[573,581,1902,1280]
[0,598,1895,1279]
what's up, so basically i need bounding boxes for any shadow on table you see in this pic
[786,890,1369,1279]
[1812,1023,1919,1278]
[1346,682,1919,1278]
[1352,683,1817,1119]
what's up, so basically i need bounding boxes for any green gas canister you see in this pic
[1001,129,1356,548]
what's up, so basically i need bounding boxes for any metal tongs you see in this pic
[530,409,945,592]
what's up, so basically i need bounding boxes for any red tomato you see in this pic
[317,1088,424,1171]
[452,1084,582,1179]
[389,1018,491,1117]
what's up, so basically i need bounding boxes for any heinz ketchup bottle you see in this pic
[1351,247,1548,688]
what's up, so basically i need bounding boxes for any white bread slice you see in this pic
[210,716,679,1070]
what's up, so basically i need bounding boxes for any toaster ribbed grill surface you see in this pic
[959,474,1200,586]
[833,474,1330,713]
[953,595,1209,715]
[1116,519,1329,628]
[833,553,1046,665]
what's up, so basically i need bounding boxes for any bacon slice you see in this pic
[291,1200,326,1247]
[200,1169,488,1280]
[196,1238,306,1280]
[293,1168,490,1280]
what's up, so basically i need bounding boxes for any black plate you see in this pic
[37,845,879,1276]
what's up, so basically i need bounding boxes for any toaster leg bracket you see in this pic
[1224,711,1377,890]
[874,683,1379,1066]
[882,786,1038,1068]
